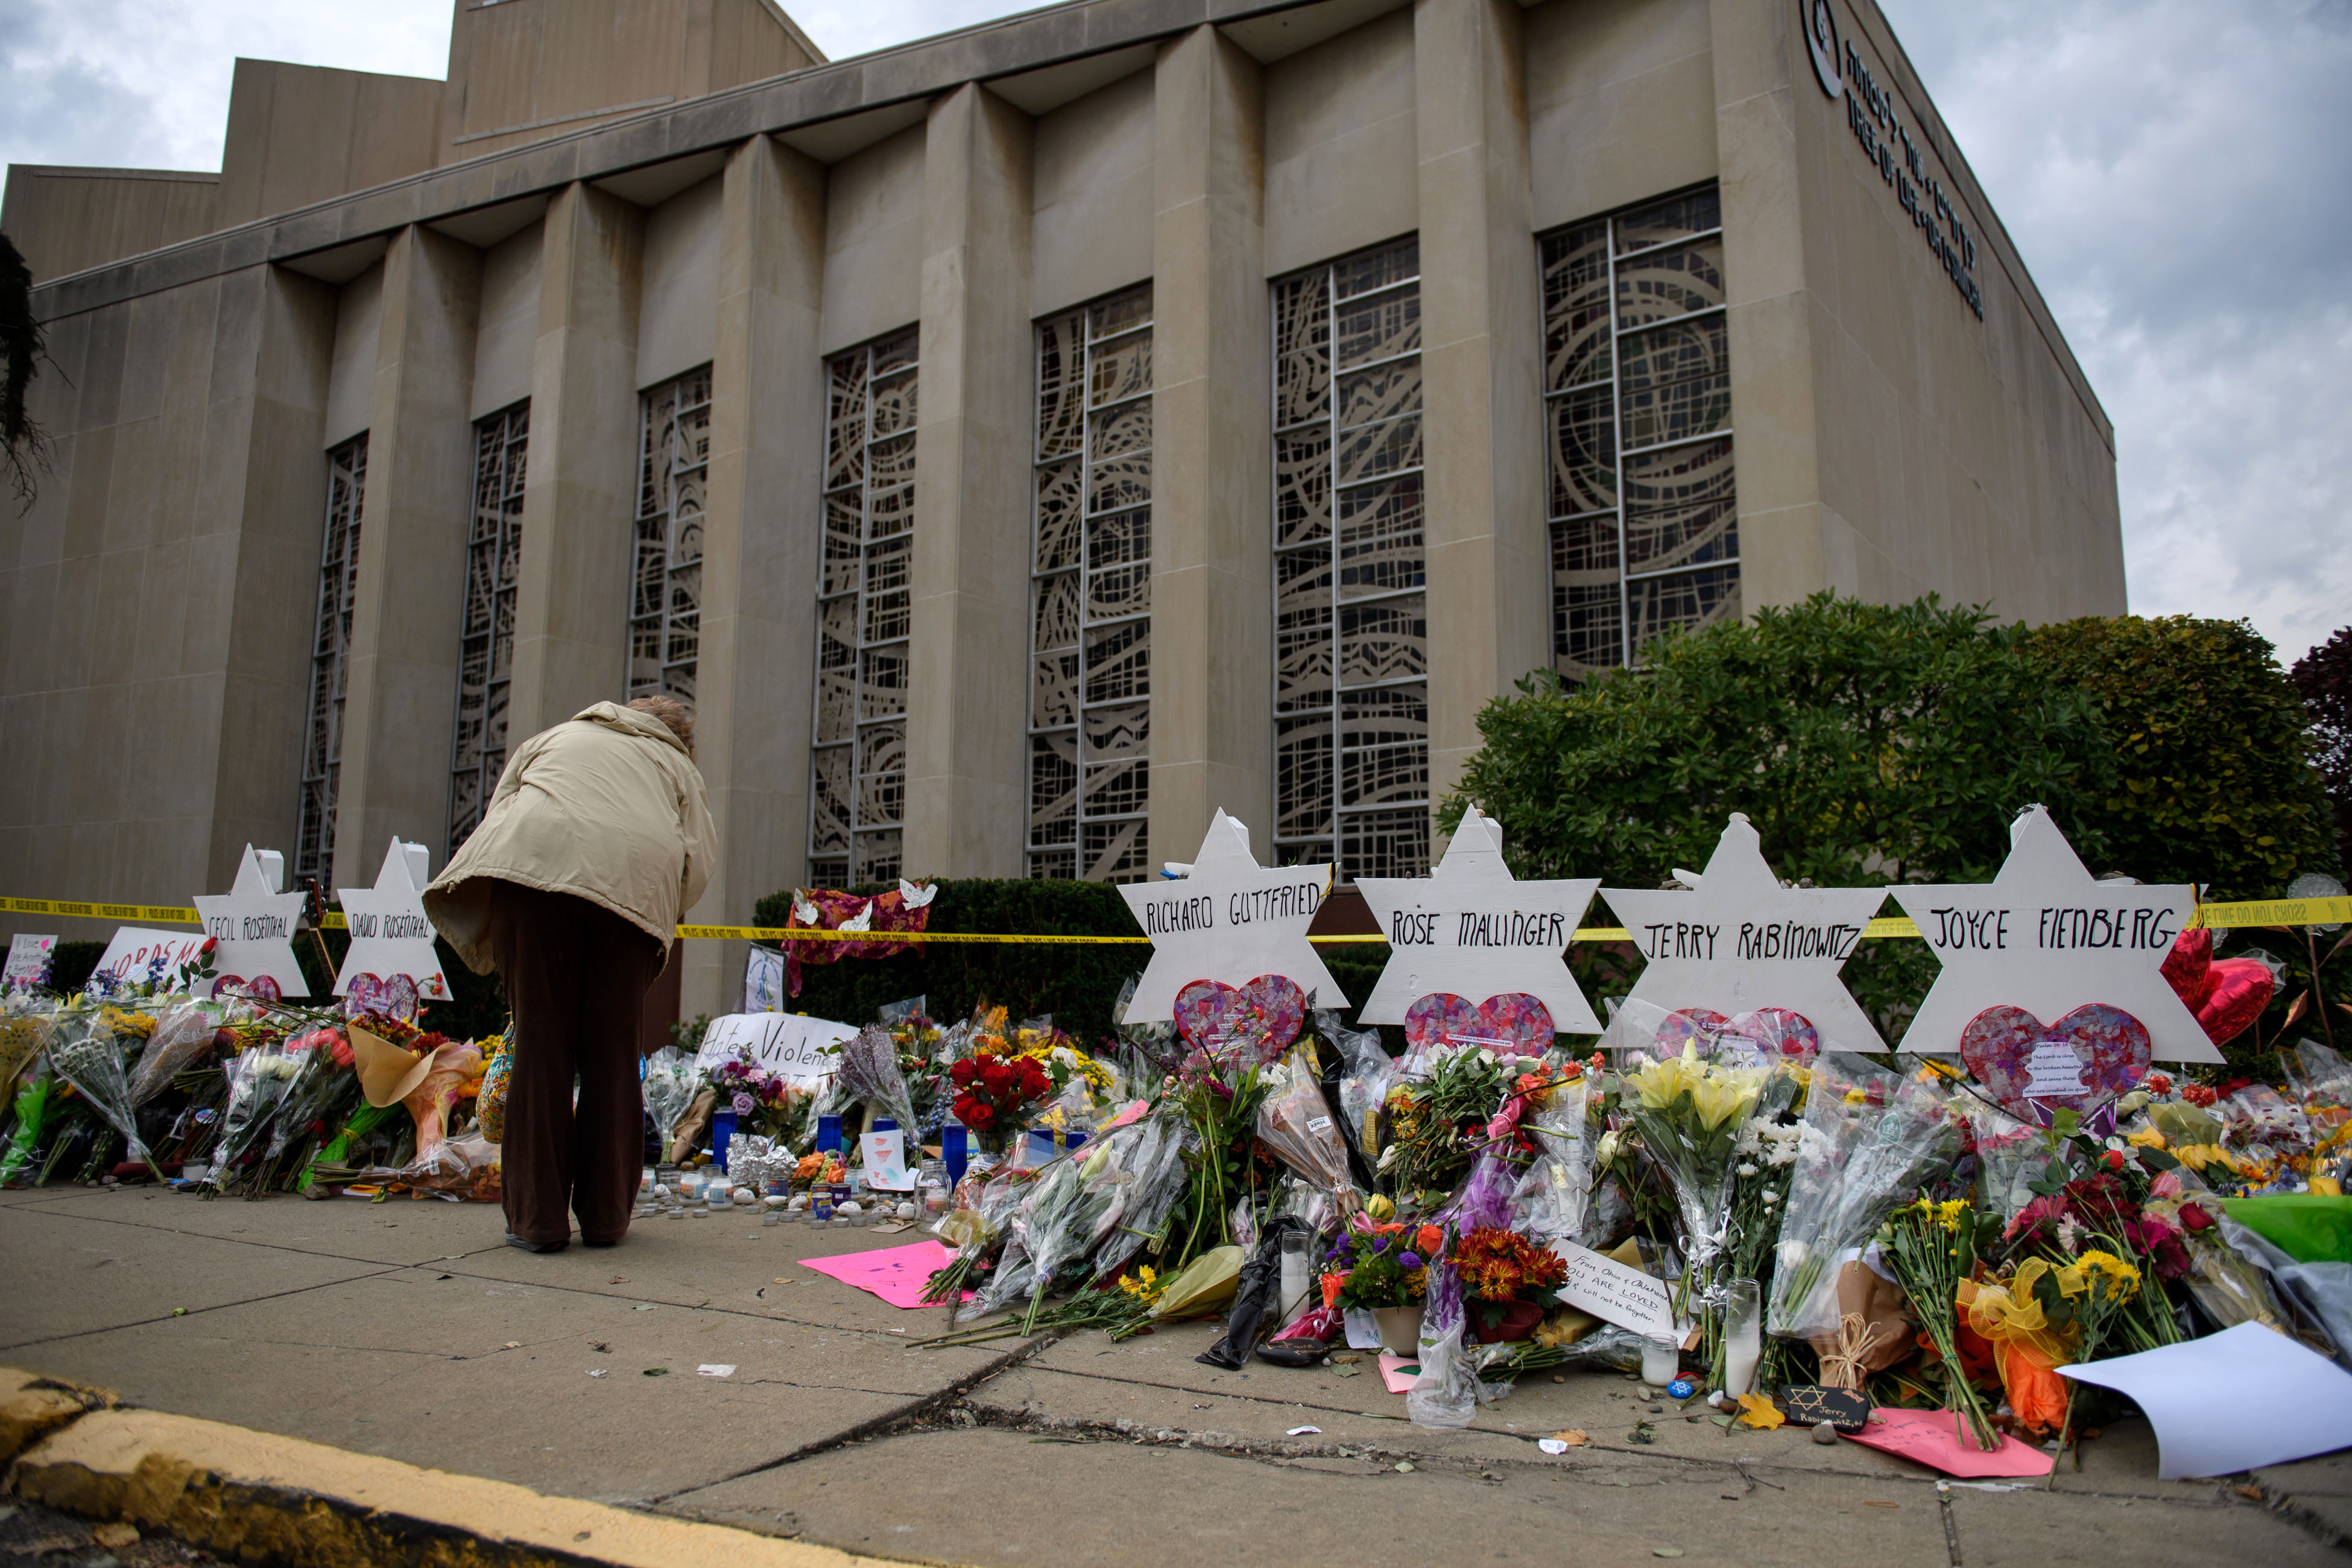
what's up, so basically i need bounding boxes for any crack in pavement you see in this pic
[641,1333,1069,1510]
[0,1264,419,1353]
[964,1362,2274,1512]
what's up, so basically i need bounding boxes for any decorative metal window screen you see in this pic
[1027,284,1153,882]
[1271,237,1430,883]
[628,365,712,708]
[1540,185,1740,680]
[808,329,918,887]
[294,434,368,885]
[447,402,527,856]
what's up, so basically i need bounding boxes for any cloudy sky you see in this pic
[4,0,2345,667]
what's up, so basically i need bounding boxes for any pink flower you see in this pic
[2149,1170,2185,1199]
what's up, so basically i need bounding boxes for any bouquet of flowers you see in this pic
[1617,1040,1769,1318]
[1505,1069,1599,1248]
[1321,1219,1441,1309]
[1767,1053,1964,1342]
[643,1047,700,1152]
[836,1022,921,1136]
[209,1037,310,1193]
[707,1051,812,1145]
[1254,1049,1354,1205]
[46,1005,154,1168]
[1879,1197,2000,1450]
[128,999,229,1106]
[1377,1044,1516,1198]
[1452,1224,1569,1341]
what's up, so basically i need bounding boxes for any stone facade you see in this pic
[0,0,2122,1018]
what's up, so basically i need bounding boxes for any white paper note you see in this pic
[1552,1241,1675,1336]
[2023,1042,2089,1099]
[2058,1321,2352,1479]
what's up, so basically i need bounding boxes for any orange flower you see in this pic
[1416,1225,1443,1257]
[1321,1271,1349,1310]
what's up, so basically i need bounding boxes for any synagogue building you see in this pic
[0,0,2122,1014]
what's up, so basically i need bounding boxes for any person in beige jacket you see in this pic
[425,697,716,1251]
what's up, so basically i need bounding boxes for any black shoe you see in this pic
[505,1231,568,1253]
[581,1235,622,1248]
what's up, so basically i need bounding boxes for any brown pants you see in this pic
[485,881,666,1246]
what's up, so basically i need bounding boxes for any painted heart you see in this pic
[346,972,419,1023]
[1959,1003,2152,1123]
[1403,993,1555,1058]
[1656,1007,1819,1064]
[1173,975,1306,1064]
[213,975,281,1003]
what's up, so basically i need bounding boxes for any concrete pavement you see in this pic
[4,1181,2345,1566]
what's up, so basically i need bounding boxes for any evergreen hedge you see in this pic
[750,878,1388,1045]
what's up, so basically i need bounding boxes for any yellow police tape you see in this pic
[8,893,2350,946]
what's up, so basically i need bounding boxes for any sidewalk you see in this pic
[5,1182,2346,1567]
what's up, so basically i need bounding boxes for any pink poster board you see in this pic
[1378,1352,1420,1394]
[1842,1408,2054,1478]
[801,1239,969,1309]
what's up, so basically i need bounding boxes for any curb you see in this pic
[1,1367,899,1568]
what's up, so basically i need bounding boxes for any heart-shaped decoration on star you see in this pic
[1959,1002,2152,1122]
[1655,1007,1820,1064]
[1402,993,1555,1058]
[1174,975,1307,1065]
[213,975,283,1004]
[345,972,420,1023]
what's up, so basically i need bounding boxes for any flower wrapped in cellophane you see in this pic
[47,1005,157,1169]
[208,1036,308,1192]
[836,1022,920,1136]
[1254,1049,1355,1209]
[1765,1051,1963,1342]
[1615,1028,1771,1315]
[642,1046,700,1154]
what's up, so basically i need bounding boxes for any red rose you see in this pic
[2179,1202,2213,1233]
[2182,1085,2218,1108]
[2148,1073,2173,1095]
[2104,1150,2125,1171]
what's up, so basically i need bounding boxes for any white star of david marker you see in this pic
[1355,807,1601,1033]
[1602,814,1889,1051]
[335,838,450,1002]
[1116,811,1347,1022]
[1891,805,2219,1063]
[192,845,310,999]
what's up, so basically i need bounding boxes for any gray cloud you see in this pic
[1878,0,2352,666]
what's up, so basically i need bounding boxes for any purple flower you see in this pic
[732,1092,756,1115]
[1398,1251,1423,1270]
[1371,1236,1390,1254]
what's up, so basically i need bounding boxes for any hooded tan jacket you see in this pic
[423,702,717,974]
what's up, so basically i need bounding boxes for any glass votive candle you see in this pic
[1641,1330,1681,1386]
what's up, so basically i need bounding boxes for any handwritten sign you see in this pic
[1891,806,2218,1062]
[694,1012,856,1082]
[335,838,449,1004]
[1552,1240,1675,1336]
[192,845,309,999]
[1116,811,1348,1022]
[3,934,54,992]
[89,927,210,991]
[2023,1042,2090,1100]
[1601,815,1889,1052]
[1355,808,1601,1033]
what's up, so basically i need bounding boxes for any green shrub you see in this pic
[2024,615,2341,899]
[750,879,1389,1045]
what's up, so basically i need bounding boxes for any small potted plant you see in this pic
[1453,1225,1569,1344]
[1321,1221,1442,1355]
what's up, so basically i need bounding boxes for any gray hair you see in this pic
[627,694,696,760]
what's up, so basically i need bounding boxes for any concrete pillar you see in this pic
[677,133,829,1019]
[1709,0,1826,605]
[329,225,481,890]
[508,182,644,744]
[905,85,1034,877]
[209,266,341,888]
[1414,0,1548,845]
[1149,27,1272,865]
